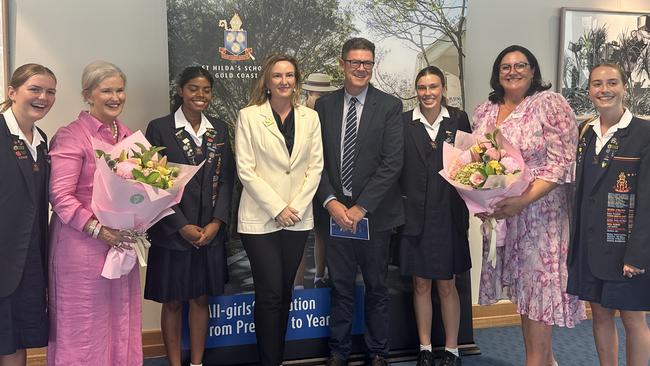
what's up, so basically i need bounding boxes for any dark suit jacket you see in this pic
[145,113,235,251]
[400,107,471,236]
[315,84,404,231]
[0,115,49,297]
[569,117,650,280]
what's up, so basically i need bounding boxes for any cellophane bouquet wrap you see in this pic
[439,129,533,266]
[91,130,203,279]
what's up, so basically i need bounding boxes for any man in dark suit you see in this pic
[315,37,404,366]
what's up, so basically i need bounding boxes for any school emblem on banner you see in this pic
[218,13,255,61]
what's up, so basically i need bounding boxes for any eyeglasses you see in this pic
[499,62,530,74]
[343,59,375,70]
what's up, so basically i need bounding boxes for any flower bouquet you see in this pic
[439,129,532,266]
[91,130,203,279]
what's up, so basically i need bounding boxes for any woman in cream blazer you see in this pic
[235,53,323,366]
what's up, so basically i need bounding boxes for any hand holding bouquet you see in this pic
[447,129,522,191]
[91,131,203,279]
[96,143,179,189]
[440,129,531,213]
[440,129,532,267]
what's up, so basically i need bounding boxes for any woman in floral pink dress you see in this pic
[473,45,585,366]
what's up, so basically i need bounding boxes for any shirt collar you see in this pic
[3,108,44,147]
[412,104,449,126]
[174,107,210,137]
[589,108,633,138]
[78,110,127,138]
[344,86,368,106]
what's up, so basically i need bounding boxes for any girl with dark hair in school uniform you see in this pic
[399,66,471,366]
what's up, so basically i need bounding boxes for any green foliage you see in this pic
[167,0,355,129]
[131,143,166,166]
[357,0,467,106]
[563,22,650,117]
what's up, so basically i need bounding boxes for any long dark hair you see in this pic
[415,65,447,107]
[172,66,214,111]
[488,45,551,104]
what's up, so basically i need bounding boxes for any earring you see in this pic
[266,89,270,95]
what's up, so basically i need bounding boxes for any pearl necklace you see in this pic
[112,121,118,142]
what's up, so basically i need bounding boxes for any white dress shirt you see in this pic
[412,104,449,141]
[589,109,633,154]
[3,108,44,160]
[174,107,210,146]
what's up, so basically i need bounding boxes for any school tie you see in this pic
[341,97,358,194]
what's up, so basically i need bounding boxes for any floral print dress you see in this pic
[472,90,586,327]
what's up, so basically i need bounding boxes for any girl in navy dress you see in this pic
[399,66,471,366]
[145,66,235,366]
[0,64,56,366]
[568,63,650,366]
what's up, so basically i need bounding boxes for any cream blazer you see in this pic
[235,101,323,234]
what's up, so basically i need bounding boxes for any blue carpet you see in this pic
[145,317,649,365]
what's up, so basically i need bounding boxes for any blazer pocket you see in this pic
[612,156,640,161]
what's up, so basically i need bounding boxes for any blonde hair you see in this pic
[248,53,301,107]
[81,61,126,102]
[0,63,57,112]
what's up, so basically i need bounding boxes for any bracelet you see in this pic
[92,223,102,239]
[86,219,98,236]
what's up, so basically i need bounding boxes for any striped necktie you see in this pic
[341,97,358,194]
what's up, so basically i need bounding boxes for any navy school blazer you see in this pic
[0,115,50,297]
[569,116,650,280]
[145,113,235,251]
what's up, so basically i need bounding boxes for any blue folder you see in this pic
[329,217,370,240]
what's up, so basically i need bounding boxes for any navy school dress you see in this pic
[567,118,650,311]
[0,121,49,355]
[399,107,471,280]
[144,113,235,303]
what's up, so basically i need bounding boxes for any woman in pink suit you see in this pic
[48,61,142,365]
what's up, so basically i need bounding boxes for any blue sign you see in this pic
[182,286,365,348]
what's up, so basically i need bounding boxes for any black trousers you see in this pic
[326,229,391,360]
[241,230,309,366]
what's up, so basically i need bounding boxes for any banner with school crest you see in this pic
[166,0,475,364]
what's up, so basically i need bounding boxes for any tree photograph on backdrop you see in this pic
[166,0,469,294]
[166,1,477,359]
[167,0,355,131]
[359,0,467,109]
[559,8,650,119]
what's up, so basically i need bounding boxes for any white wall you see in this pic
[11,0,170,137]
[464,0,650,303]
[10,0,169,330]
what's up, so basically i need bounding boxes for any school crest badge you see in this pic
[218,13,255,61]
